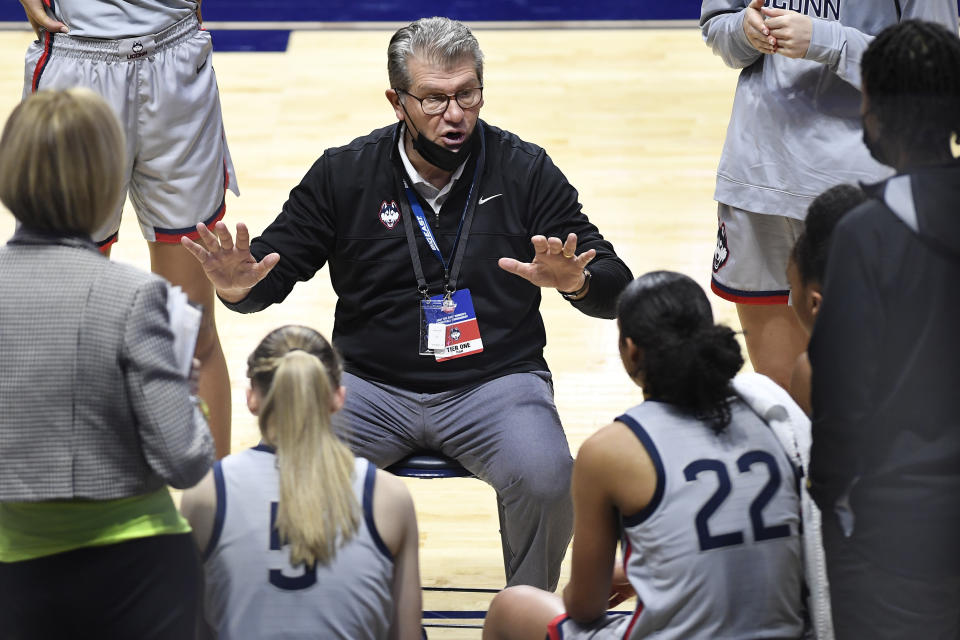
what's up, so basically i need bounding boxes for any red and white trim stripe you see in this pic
[31,31,53,93]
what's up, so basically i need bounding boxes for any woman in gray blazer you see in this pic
[0,89,215,637]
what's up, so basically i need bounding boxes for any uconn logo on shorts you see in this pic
[128,42,147,59]
[379,201,400,229]
[714,222,729,273]
[118,36,156,60]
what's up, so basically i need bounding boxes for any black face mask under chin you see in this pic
[413,128,470,172]
[400,101,473,172]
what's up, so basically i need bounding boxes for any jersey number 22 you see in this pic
[684,450,792,552]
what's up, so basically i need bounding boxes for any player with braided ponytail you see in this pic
[181,325,422,639]
[861,19,960,167]
[809,20,960,639]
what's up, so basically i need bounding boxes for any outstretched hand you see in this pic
[19,0,68,37]
[498,233,595,293]
[180,221,280,303]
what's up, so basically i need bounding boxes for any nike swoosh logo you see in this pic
[196,57,208,74]
[478,194,502,205]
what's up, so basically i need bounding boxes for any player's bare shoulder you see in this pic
[372,467,416,557]
[578,420,658,515]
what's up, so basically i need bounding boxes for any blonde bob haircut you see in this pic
[0,88,125,236]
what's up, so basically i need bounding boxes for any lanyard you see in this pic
[398,121,486,297]
[403,184,457,271]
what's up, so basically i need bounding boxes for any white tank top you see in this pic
[616,399,804,639]
[203,446,394,640]
[45,0,196,39]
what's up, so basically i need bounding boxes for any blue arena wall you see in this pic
[0,2,700,24]
[0,0,700,52]
[3,1,960,23]
[198,1,701,22]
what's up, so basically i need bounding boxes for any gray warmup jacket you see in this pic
[700,0,959,219]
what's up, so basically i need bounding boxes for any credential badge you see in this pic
[379,200,400,229]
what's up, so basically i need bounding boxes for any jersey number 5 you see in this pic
[683,450,791,552]
[269,501,317,590]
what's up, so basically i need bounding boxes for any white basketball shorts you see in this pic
[24,14,239,249]
[711,203,804,305]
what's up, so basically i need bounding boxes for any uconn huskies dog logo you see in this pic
[126,41,148,59]
[119,37,155,60]
[713,222,729,273]
[379,200,400,229]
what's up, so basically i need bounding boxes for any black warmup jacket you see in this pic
[225,121,632,392]
[808,163,960,578]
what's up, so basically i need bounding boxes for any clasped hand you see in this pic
[742,0,813,59]
[498,233,595,293]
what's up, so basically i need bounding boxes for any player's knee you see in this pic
[485,586,538,635]
[484,587,510,632]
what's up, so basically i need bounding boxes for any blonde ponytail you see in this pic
[248,326,358,567]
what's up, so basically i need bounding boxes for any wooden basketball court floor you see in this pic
[0,25,743,638]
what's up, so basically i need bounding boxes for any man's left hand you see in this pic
[498,233,596,292]
[761,7,813,58]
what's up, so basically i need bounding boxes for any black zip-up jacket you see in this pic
[809,162,960,578]
[224,121,632,392]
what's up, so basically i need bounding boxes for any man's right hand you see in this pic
[181,222,280,303]
[19,0,68,38]
[743,0,777,55]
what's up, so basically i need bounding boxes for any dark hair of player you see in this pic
[617,271,743,432]
[862,20,960,164]
[791,184,868,285]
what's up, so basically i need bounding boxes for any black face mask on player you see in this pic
[399,99,474,172]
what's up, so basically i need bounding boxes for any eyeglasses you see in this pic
[396,87,483,116]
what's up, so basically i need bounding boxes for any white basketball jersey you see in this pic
[203,446,394,640]
[616,399,803,639]
[45,0,197,39]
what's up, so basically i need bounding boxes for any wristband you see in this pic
[560,268,591,301]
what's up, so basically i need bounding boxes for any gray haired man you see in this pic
[184,16,632,590]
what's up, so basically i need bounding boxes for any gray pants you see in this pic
[333,370,573,591]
